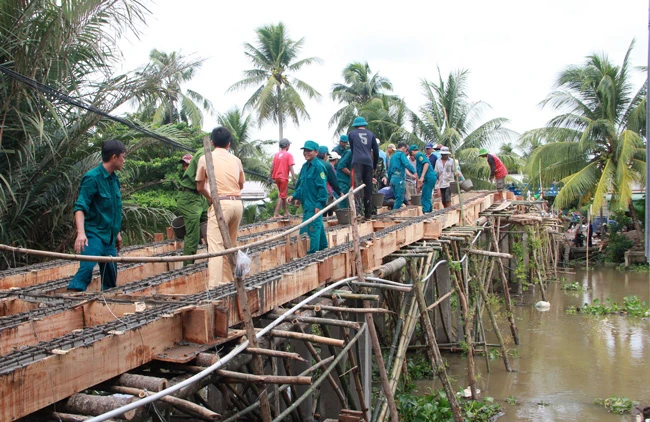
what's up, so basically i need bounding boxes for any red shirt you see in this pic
[272,150,295,180]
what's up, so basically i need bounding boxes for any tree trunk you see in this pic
[628,199,643,247]
[277,84,284,141]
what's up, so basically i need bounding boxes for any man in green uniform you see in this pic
[336,149,353,209]
[318,145,342,198]
[289,141,329,254]
[409,145,437,213]
[67,140,126,291]
[387,142,416,210]
[177,149,209,265]
[332,134,349,156]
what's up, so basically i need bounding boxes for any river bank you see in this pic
[414,267,650,421]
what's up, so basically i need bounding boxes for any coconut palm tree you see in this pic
[329,62,397,135]
[522,41,646,214]
[413,68,517,187]
[0,0,191,267]
[217,108,272,184]
[135,49,214,127]
[228,22,322,140]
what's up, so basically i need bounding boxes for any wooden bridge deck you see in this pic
[0,191,495,421]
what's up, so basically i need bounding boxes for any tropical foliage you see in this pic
[330,62,398,134]
[217,108,272,184]
[0,0,191,267]
[522,42,646,212]
[412,69,518,188]
[228,22,322,140]
[135,49,214,127]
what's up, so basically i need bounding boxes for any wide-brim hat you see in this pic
[179,153,193,164]
[339,135,349,142]
[479,148,488,156]
[352,116,368,127]
[301,140,319,151]
[440,146,451,155]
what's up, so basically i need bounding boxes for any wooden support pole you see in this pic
[489,222,520,345]
[298,328,348,409]
[408,263,463,422]
[245,347,306,362]
[348,187,399,422]
[297,304,391,314]
[202,136,272,422]
[216,369,312,385]
[107,386,221,421]
[267,313,361,330]
[476,275,512,372]
[269,328,345,347]
[62,393,147,421]
[468,249,513,259]
[113,373,168,392]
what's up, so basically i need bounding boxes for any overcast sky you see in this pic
[118,0,648,159]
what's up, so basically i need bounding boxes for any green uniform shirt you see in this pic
[179,148,205,191]
[293,158,329,211]
[332,144,348,156]
[73,164,122,245]
[387,150,415,180]
[415,152,436,182]
[336,150,352,185]
[319,157,341,196]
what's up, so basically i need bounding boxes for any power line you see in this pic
[0,65,194,152]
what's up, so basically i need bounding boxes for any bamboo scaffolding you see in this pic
[489,221,520,345]
[348,189,399,422]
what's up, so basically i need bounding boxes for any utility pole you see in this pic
[646,0,650,262]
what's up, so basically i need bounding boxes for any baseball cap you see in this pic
[387,143,396,150]
[409,144,419,151]
[435,144,443,150]
[179,154,193,164]
[425,143,434,149]
[301,140,319,151]
[279,138,291,148]
[329,151,341,160]
[318,145,329,155]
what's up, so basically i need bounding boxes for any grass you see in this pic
[567,296,650,317]
[594,396,636,414]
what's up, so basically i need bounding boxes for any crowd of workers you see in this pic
[66,116,509,292]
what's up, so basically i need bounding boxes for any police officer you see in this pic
[409,144,437,213]
[289,141,329,254]
[387,142,416,210]
[177,149,209,266]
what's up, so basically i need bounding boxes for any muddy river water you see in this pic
[416,268,650,421]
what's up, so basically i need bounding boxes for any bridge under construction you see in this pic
[0,190,560,422]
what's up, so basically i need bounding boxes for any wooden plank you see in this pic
[182,305,215,344]
[423,220,443,239]
[0,313,183,421]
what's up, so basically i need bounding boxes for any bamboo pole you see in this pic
[245,347,305,362]
[348,187,399,422]
[222,356,336,422]
[489,223,520,345]
[272,324,368,422]
[298,327,348,408]
[215,369,311,385]
[297,304,392,314]
[0,185,366,264]
[202,136,272,422]
[266,313,361,330]
[107,386,221,421]
[269,329,345,347]
[335,311,369,421]
[468,249,514,259]
[408,262,463,422]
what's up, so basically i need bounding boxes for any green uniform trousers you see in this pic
[390,175,406,210]
[177,190,208,265]
[301,209,328,254]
